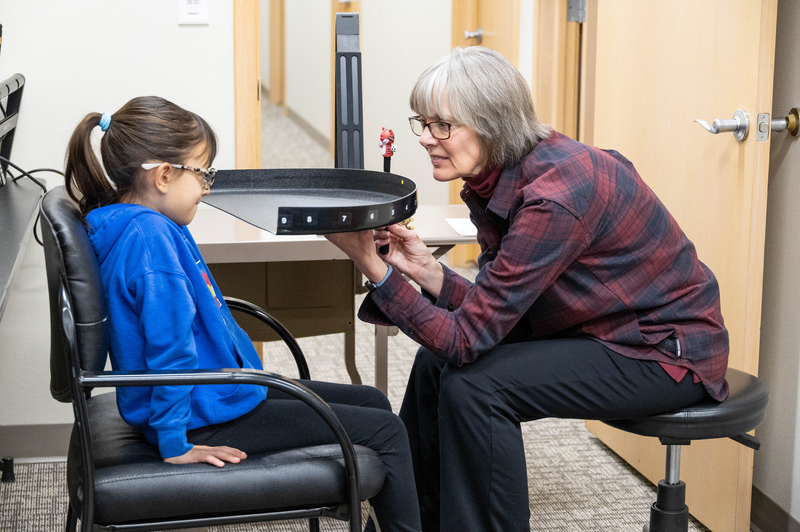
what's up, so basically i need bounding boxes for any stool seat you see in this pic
[604,368,769,442]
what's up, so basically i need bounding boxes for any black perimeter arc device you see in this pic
[202,167,416,235]
[201,12,417,235]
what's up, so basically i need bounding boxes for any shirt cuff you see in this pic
[373,265,393,289]
[156,426,193,459]
[358,267,406,326]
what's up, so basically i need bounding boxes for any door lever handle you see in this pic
[464,28,483,44]
[694,109,749,142]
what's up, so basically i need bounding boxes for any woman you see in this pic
[326,46,728,532]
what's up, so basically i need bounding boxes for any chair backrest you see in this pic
[40,186,109,402]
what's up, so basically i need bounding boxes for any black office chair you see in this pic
[41,185,387,532]
[605,368,769,532]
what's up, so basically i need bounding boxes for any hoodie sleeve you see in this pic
[134,270,198,459]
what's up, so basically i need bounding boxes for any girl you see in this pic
[64,96,420,532]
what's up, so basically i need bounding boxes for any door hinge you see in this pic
[567,0,587,23]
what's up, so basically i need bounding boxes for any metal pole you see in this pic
[665,445,682,485]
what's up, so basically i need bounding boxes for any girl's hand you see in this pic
[164,445,247,467]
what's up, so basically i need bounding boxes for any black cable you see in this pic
[12,167,65,186]
[17,167,65,177]
[0,155,57,247]
[0,156,48,193]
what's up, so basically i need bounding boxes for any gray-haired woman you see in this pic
[326,46,728,531]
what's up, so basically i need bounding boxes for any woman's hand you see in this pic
[375,224,429,277]
[375,224,444,297]
[325,230,389,283]
[164,445,247,468]
[326,224,444,296]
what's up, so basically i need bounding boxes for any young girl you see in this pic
[64,96,420,532]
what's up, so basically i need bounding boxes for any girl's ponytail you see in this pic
[63,96,217,217]
[64,112,117,215]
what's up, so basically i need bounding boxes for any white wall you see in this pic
[359,0,452,205]
[0,0,236,427]
[754,0,800,522]
[285,0,332,144]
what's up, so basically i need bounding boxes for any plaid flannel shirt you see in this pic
[360,131,729,401]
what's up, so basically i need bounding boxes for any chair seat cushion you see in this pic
[68,392,387,524]
[603,368,769,441]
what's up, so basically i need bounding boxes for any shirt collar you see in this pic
[464,166,503,198]
[489,164,528,220]
[476,129,560,220]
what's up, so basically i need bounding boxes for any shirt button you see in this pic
[447,304,454,311]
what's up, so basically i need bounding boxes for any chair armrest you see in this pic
[80,367,361,515]
[224,296,310,380]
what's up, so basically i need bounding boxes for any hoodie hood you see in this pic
[86,204,174,263]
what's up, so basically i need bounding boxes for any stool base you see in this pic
[643,480,688,532]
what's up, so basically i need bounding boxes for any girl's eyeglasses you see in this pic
[141,163,217,190]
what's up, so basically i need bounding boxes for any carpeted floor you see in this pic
[0,99,713,531]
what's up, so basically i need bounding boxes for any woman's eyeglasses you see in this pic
[408,116,453,140]
[141,163,217,190]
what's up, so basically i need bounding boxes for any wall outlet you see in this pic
[178,0,209,25]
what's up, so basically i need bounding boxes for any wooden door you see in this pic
[233,0,262,169]
[450,0,520,265]
[578,2,777,530]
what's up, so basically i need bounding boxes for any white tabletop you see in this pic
[189,203,476,264]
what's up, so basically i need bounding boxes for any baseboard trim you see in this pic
[0,424,71,462]
[752,485,800,532]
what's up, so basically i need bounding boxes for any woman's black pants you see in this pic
[399,338,711,532]
[187,380,421,532]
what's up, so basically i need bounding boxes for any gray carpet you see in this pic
[0,100,712,531]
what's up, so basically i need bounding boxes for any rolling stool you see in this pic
[604,368,769,532]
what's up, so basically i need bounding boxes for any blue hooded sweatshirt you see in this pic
[86,203,266,459]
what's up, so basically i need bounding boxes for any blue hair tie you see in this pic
[99,112,112,132]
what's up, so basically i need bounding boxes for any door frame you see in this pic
[233,0,262,169]
[268,0,286,107]
[534,0,580,139]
